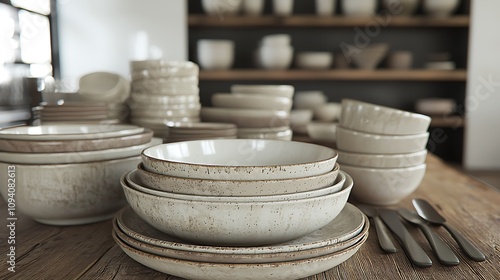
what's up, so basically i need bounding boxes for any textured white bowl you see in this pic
[343,163,426,205]
[141,139,338,180]
[121,170,353,245]
[212,93,292,111]
[79,72,130,103]
[307,122,337,142]
[295,52,333,69]
[259,45,294,70]
[135,163,339,196]
[200,107,290,128]
[336,126,429,154]
[342,0,377,16]
[337,149,427,168]
[231,84,294,98]
[197,39,235,70]
[423,0,459,17]
[340,99,432,135]
[0,157,140,225]
[314,102,342,122]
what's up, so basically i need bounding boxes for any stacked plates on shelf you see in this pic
[201,85,294,140]
[0,124,161,225]
[112,139,369,279]
[129,60,201,139]
[166,122,237,143]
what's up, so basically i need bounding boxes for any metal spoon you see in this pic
[412,199,486,261]
[398,208,460,266]
[357,204,397,253]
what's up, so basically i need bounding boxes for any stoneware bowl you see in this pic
[200,107,290,128]
[337,149,427,168]
[336,126,429,154]
[259,45,294,70]
[293,91,327,110]
[307,122,338,142]
[340,99,432,135]
[197,39,235,70]
[295,52,333,69]
[350,43,389,70]
[260,34,292,47]
[231,85,294,98]
[422,0,459,17]
[134,163,340,196]
[0,157,140,225]
[314,102,342,122]
[141,139,338,180]
[242,0,265,15]
[211,93,292,111]
[342,163,426,205]
[120,170,353,246]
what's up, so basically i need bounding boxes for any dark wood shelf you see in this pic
[189,15,470,28]
[430,115,465,128]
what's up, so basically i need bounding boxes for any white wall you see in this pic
[57,0,187,79]
[464,1,500,169]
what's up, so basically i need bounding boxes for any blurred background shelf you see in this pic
[429,116,465,128]
[199,69,467,82]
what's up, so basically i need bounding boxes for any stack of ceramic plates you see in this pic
[166,122,237,143]
[201,85,294,141]
[38,102,120,124]
[129,60,201,138]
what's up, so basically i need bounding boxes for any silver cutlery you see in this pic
[412,199,486,262]
[379,209,433,268]
[398,208,460,266]
[357,204,397,253]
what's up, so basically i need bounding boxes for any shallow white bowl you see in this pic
[212,93,292,111]
[202,0,242,16]
[342,0,377,16]
[342,163,426,205]
[0,157,140,225]
[422,0,459,17]
[200,107,290,128]
[307,122,337,142]
[260,34,292,47]
[314,102,342,122]
[231,84,294,98]
[237,127,293,141]
[336,126,429,154]
[141,139,338,180]
[121,170,352,245]
[340,99,432,135]
[295,52,333,69]
[338,149,428,168]
[293,91,327,110]
[79,72,130,102]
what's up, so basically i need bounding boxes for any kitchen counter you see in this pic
[0,153,498,279]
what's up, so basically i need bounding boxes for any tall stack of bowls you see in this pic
[201,85,294,140]
[129,60,201,139]
[0,124,161,225]
[337,99,431,206]
[114,139,369,279]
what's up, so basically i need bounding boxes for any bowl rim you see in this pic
[337,125,430,139]
[341,162,427,172]
[341,98,431,122]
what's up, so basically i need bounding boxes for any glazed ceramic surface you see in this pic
[337,149,427,168]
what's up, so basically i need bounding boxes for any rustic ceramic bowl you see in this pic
[350,43,389,70]
[231,85,294,99]
[259,45,294,70]
[340,99,432,135]
[343,163,426,206]
[211,93,292,111]
[0,157,140,225]
[422,0,459,17]
[200,107,290,128]
[336,126,429,154]
[337,149,427,168]
[121,170,353,246]
[133,163,340,196]
[141,139,338,180]
[342,0,377,16]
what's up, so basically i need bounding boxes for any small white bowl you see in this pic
[261,34,292,47]
[337,149,427,168]
[237,127,293,141]
[316,0,337,16]
[422,0,459,17]
[259,45,294,70]
[78,72,130,103]
[340,99,432,135]
[295,52,333,70]
[197,39,235,70]
[290,109,314,126]
[336,126,429,154]
[141,139,338,180]
[231,84,294,98]
[242,0,264,15]
[424,61,456,70]
[314,102,342,122]
[294,91,328,110]
[341,0,377,16]
[200,107,290,128]
[272,0,294,16]
[307,122,337,142]
[201,0,242,16]
[342,163,426,206]
[212,93,292,111]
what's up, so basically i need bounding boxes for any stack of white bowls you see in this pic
[201,84,294,140]
[336,99,431,206]
[166,122,237,143]
[0,124,161,225]
[129,60,201,139]
[255,34,294,70]
[114,139,369,279]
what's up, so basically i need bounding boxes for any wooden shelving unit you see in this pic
[430,115,465,128]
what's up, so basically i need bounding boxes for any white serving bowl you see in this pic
[314,102,342,122]
[121,170,353,245]
[295,52,333,70]
[422,0,459,17]
[78,72,130,103]
[336,126,429,154]
[337,149,427,168]
[0,157,140,225]
[260,34,292,47]
[293,91,328,110]
[259,45,294,70]
[200,107,290,128]
[136,163,339,196]
[342,163,426,205]
[201,0,243,16]
[231,84,294,98]
[340,99,432,135]
[212,93,292,111]
[242,0,264,15]
[307,122,337,142]
[290,109,314,126]
[141,139,338,180]
[342,0,377,16]
[197,39,235,70]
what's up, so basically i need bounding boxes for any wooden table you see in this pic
[1,154,499,279]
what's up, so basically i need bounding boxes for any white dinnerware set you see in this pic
[202,84,294,140]
[129,60,201,139]
[114,138,368,279]
[336,99,431,206]
[0,124,161,225]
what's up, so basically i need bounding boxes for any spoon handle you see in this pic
[373,216,397,253]
[419,224,460,266]
[443,223,486,261]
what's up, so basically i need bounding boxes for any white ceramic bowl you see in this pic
[201,0,243,16]
[0,157,140,225]
[237,127,293,141]
[293,91,328,110]
[342,0,377,16]
[342,163,426,205]
[337,149,427,168]
[272,0,294,16]
[387,51,413,70]
[200,107,290,128]
[141,139,338,180]
[316,0,337,16]
[415,98,456,115]
[242,0,264,15]
[78,72,130,103]
[121,170,353,245]
[336,126,429,154]
[422,0,459,17]
[307,122,337,142]
[212,93,292,111]
[350,43,389,70]
[295,52,333,69]
[259,45,294,70]
[425,61,456,70]
[340,99,432,135]
[197,39,235,70]
[314,102,342,122]
[231,85,294,98]
[136,162,339,196]
[260,34,292,47]
[290,109,314,126]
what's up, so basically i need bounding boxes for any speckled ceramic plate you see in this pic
[116,203,365,255]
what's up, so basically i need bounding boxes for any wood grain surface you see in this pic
[0,154,499,280]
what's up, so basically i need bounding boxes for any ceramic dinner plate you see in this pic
[116,203,365,255]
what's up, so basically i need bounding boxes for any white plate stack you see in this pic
[201,85,294,141]
[129,60,201,139]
